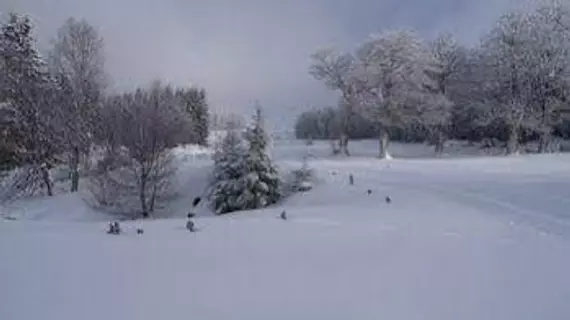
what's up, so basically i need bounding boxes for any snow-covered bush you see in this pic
[0,165,53,203]
[283,156,316,196]
[85,149,178,218]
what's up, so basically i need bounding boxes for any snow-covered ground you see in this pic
[1,140,570,320]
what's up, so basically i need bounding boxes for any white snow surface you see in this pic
[1,140,570,320]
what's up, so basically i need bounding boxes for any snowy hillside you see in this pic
[1,141,570,320]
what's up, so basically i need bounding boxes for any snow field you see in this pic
[1,140,570,320]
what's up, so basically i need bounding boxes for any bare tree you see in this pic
[355,30,438,158]
[49,17,106,192]
[525,1,570,152]
[425,33,463,155]
[309,49,362,156]
[478,12,536,155]
[87,82,185,217]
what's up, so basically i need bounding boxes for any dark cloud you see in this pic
[1,0,520,128]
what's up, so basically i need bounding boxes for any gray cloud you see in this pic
[2,0,520,128]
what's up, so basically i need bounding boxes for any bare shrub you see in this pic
[86,82,184,218]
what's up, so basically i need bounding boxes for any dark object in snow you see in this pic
[107,221,121,235]
[186,219,195,232]
[385,196,392,204]
[280,210,287,220]
[296,181,312,192]
[141,211,149,219]
[187,212,196,219]
[367,189,372,195]
[192,197,202,207]
[349,174,354,185]
[136,228,144,235]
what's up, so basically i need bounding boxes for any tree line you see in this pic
[300,0,570,157]
[0,13,209,217]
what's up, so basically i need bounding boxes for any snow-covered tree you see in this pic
[525,0,570,152]
[0,13,61,196]
[208,121,248,214]
[49,17,106,192]
[176,87,209,146]
[87,82,182,217]
[479,11,536,154]
[355,30,439,158]
[424,33,463,155]
[240,105,281,208]
[309,49,363,155]
[208,106,281,215]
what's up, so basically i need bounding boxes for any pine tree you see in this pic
[207,106,281,215]
[240,105,281,209]
[177,87,209,146]
[208,123,248,214]
[0,13,60,196]
[192,88,209,146]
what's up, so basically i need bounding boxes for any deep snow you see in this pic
[1,140,570,320]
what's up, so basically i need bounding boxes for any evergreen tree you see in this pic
[192,88,209,146]
[208,122,248,214]
[178,87,209,146]
[207,106,281,215]
[240,105,281,208]
[0,13,60,196]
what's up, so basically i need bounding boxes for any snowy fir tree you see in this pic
[208,122,248,214]
[208,106,281,215]
[239,105,281,209]
[0,13,60,197]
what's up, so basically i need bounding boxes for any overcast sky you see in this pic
[2,0,522,128]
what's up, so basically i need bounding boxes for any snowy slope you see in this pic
[1,141,570,320]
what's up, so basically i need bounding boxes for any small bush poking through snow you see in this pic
[0,165,54,203]
[85,149,178,219]
[284,156,315,195]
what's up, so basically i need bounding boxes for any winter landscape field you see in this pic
[4,0,570,319]
[2,139,570,320]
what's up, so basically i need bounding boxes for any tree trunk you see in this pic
[339,133,350,156]
[41,165,53,196]
[378,129,390,159]
[330,140,340,155]
[538,129,551,154]
[434,130,445,156]
[149,173,159,213]
[506,124,519,155]
[70,147,80,193]
[139,172,148,214]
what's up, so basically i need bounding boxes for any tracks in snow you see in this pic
[315,160,570,237]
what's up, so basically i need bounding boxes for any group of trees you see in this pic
[0,13,209,217]
[87,83,208,216]
[303,0,570,157]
